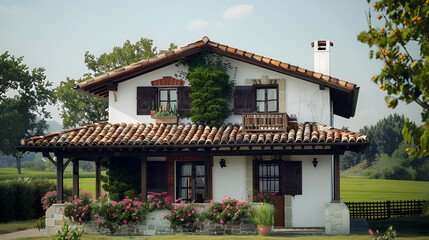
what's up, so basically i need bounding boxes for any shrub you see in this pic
[146,192,173,212]
[56,221,83,240]
[63,191,94,224]
[202,199,253,225]
[369,225,397,240]
[31,179,56,217]
[422,201,429,216]
[252,203,275,226]
[0,181,15,222]
[34,216,46,231]
[252,189,276,204]
[41,188,73,211]
[164,203,200,230]
[93,198,146,233]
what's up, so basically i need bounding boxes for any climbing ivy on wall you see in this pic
[176,51,235,126]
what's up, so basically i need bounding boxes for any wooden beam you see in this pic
[140,156,147,201]
[62,158,73,172]
[95,159,101,199]
[204,156,211,202]
[56,156,64,203]
[42,152,57,167]
[333,155,340,203]
[72,159,79,198]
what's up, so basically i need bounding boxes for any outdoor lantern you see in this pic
[219,159,226,168]
[312,158,318,168]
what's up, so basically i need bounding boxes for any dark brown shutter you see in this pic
[234,86,255,114]
[177,86,191,114]
[137,87,157,115]
[283,161,302,196]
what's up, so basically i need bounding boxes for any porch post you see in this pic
[204,155,211,201]
[56,156,64,203]
[72,159,79,197]
[141,156,147,201]
[333,154,340,203]
[95,159,101,199]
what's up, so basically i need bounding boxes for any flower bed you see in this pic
[45,192,258,236]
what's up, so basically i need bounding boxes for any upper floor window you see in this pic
[159,88,177,111]
[233,84,278,114]
[256,85,278,112]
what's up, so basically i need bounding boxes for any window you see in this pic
[159,88,177,111]
[176,162,205,203]
[256,86,278,112]
[255,162,281,193]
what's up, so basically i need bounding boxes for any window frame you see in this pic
[176,161,206,203]
[253,160,283,195]
[254,84,279,113]
[158,88,178,111]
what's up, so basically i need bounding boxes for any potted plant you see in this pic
[150,100,156,119]
[155,104,178,124]
[252,203,275,236]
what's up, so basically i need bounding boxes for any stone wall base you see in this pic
[325,203,350,235]
[45,204,67,236]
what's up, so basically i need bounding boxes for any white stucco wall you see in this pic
[108,56,331,125]
[288,155,332,227]
[212,156,247,202]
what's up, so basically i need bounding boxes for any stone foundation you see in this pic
[45,204,67,236]
[325,203,350,235]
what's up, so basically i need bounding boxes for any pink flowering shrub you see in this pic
[41,191,57,210]
[56,221,83,240]
[93,197,146,233]
[164,203,200,230]
[145,192,173,212]
[202,199,253,225]
[63,192,93,224]
[252,189,276,205]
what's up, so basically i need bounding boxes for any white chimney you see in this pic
[311,40,333,76]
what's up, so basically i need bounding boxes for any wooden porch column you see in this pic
[56,156,64,203]
[95,159,101,199]
[333,154,340,203]
[140,156,147,201]
[204,156,211,202]
[72,159,79,198]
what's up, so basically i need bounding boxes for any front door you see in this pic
[176,162,206,203]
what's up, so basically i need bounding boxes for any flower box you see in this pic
[151,110,156,119]
[156,116,178,124]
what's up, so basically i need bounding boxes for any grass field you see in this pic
[340,176,429,202]
[0,168,106,181]
[0,220,36,234]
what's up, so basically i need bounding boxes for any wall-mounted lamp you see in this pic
[219,159,226,168]
[312,158,318,168]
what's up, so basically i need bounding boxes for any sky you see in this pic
[0,0,423,132]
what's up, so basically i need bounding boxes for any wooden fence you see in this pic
[345,200,427,220]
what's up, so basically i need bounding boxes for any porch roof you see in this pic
[18,121,369,157]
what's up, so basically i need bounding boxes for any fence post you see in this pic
[387,201,391,219]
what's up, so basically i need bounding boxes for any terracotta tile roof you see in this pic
[76,36,357,99]
[19,121,369,151]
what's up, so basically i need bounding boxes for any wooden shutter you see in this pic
[137,87,157,115]
[234,86,255,114]
[177,86,191,114]
[283,161,302,196]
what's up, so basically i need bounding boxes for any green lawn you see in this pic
[0,220,37,234]
[341,176,429,202]
[0,168,106,181]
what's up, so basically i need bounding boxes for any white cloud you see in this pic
[223,4,253,19]
[0,5,28,15]
[187,19,209,31]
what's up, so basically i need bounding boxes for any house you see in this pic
[18,37,369,232]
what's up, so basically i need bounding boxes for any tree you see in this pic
[55,38,177,128]
[0,52,53,174]
[357,0,429,157]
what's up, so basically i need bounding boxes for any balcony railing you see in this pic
[242,112,288,133]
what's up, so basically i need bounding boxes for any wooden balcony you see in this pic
[242,112,288,133]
